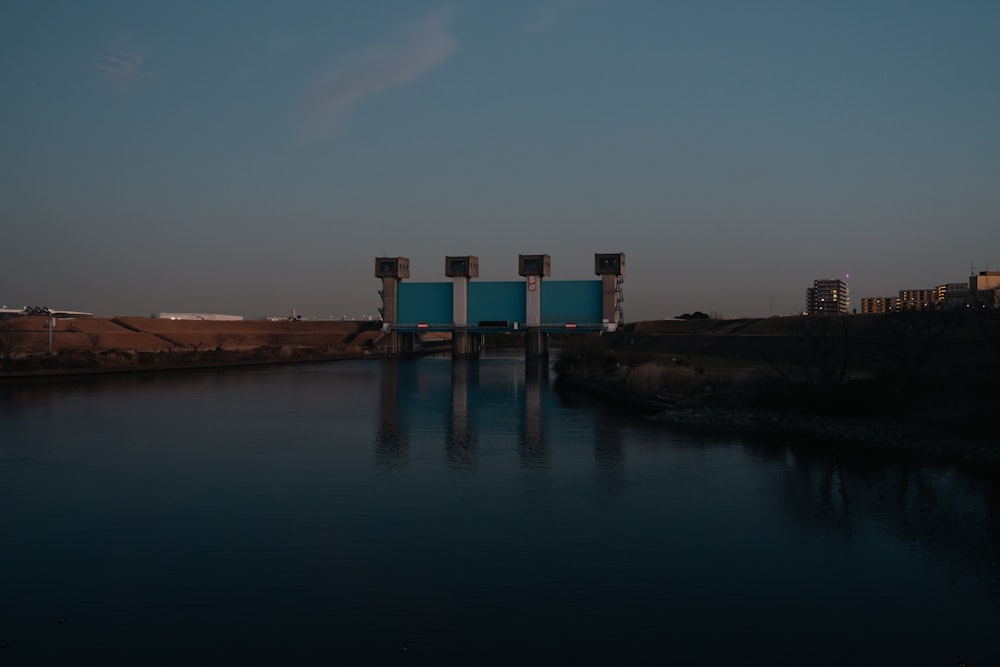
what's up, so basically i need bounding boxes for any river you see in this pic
[1,354,998,666]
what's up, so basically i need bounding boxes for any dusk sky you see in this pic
[2,1,998,320]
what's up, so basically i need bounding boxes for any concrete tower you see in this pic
[519,254,551,359]
[375,257,411,354]
[446,256,479,357]
[594,252,625,328]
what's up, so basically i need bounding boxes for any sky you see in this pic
[2,0,998,320]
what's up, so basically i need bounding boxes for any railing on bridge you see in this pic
[388,320,616,334]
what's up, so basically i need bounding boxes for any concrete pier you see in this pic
[381,331,414,355]
[452,330,481,358]
[446,256,479,360]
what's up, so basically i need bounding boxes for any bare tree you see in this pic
[0,319,25,366]
[879,309,954,377]
[86,333,101,354]
[799,314,852,386]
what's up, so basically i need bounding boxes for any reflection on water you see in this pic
[519,359,549,471]
[375,357,554,474]
[1,357,999,666]
[777,445,1000,590]
[446,360,478,473]
[375,360,408,471]
[593,419,627,493]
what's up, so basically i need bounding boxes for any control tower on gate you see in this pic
[375,256,412,355]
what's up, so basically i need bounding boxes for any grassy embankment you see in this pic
[0,316,388,376]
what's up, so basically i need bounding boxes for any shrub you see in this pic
[622,362,719,399]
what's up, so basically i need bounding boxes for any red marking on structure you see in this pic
[565,322,577,329]
[417,322,429,329]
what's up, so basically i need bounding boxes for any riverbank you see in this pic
[555,312,1000,471]
[0,350,373,379]
[557,372,1000,472]
[1,316,461,378]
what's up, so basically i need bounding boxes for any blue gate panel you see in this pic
[396,280,601,327]
[541,281,602,324]
[398,283,452,324]
[468,282,525,325]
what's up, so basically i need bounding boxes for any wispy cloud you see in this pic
[94,41,151,91]
[303,8,457,138]
[525,0,585,32]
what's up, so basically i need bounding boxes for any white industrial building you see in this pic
[158,313,243,321]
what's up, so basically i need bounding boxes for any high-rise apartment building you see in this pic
[861,297,896,313]
[935,283,968,301]
[806,278,849,315]
[898,289,936,310]
[970,271,1000,292]
[967,271,1000,309]
[859,272,1000,313]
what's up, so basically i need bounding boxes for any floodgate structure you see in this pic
[375,253,626,359]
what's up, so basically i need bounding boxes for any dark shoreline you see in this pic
[0,345,454,381]
[0,352,376,380]
[555,372,1000,473]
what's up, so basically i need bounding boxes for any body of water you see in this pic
[2,355,998,665]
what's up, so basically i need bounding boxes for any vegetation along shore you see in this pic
[554,310,1000,470]
[0,316,395,377]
